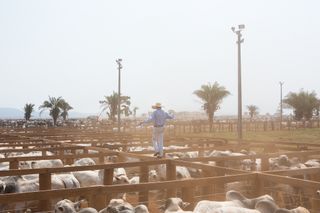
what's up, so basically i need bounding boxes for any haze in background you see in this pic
[1,0,319,117]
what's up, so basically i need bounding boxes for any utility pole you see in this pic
[116,59,122,133]
[279,81,284,130]
[232,24,245,141]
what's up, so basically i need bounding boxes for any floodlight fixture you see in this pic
[238,24,245,30]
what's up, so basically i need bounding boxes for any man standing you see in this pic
[140,103,174,158]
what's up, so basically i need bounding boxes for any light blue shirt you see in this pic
[143,109,174,126]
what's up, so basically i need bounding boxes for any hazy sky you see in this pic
[1,0,319,116]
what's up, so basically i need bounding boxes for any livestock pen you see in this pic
[0,128,319,212]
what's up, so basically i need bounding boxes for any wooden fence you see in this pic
[0,159,319,212]
[1,118,320,135]
[0,129,320,212]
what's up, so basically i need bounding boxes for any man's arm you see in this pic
[140,112,155,125]
[165,112,174,120]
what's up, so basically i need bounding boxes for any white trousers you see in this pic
[152,127,164,156]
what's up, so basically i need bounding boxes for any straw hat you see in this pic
[152,103,162,109]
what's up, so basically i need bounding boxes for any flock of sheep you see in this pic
[0,145,319,212]
[53,190,310,213]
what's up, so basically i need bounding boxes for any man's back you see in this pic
[147,109,173,126]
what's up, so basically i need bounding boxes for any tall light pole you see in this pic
[232,24,245,140]
[279,81,284,130]
[116,58,122,133]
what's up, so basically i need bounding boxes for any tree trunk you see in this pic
[208,112,214,132]
[64,115,67,121]
[53,117,57,126]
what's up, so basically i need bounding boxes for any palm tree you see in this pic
[60,100,73,121]
[99,92,118,122]
[283,89,318,121]
[122,105,132,117]
[39,96,64,126]
[24,103,35,121]
[132,107,139,117]
[315,99,320,117]
[99,92,131,121]
[247,105,259,121]
[194,82,230,132]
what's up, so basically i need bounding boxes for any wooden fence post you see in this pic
[139,166,149,206]
[181,187,194,211]
[71,149,76,155]
[255,173,264,197]
[91,168,114,210]
[214,163,226,195]
[99,152,105,164]
[39,172,52,211]
[104,168,114,186]
[166,161,176,197]
[199,145,204,157]
[311,197,320,212]
[264,143,276,153]
[261,156,269,171]
[66,153,74,165]
[202,170,215,200]
[216,161,225,176]
[9,159,19,170]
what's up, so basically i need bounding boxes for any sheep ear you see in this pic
[73,201,81,210]
[17,175,24,180]
[79,199,89,209]
[121,193,127,201]
[181,202,190,208]
[158,204,165,211]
